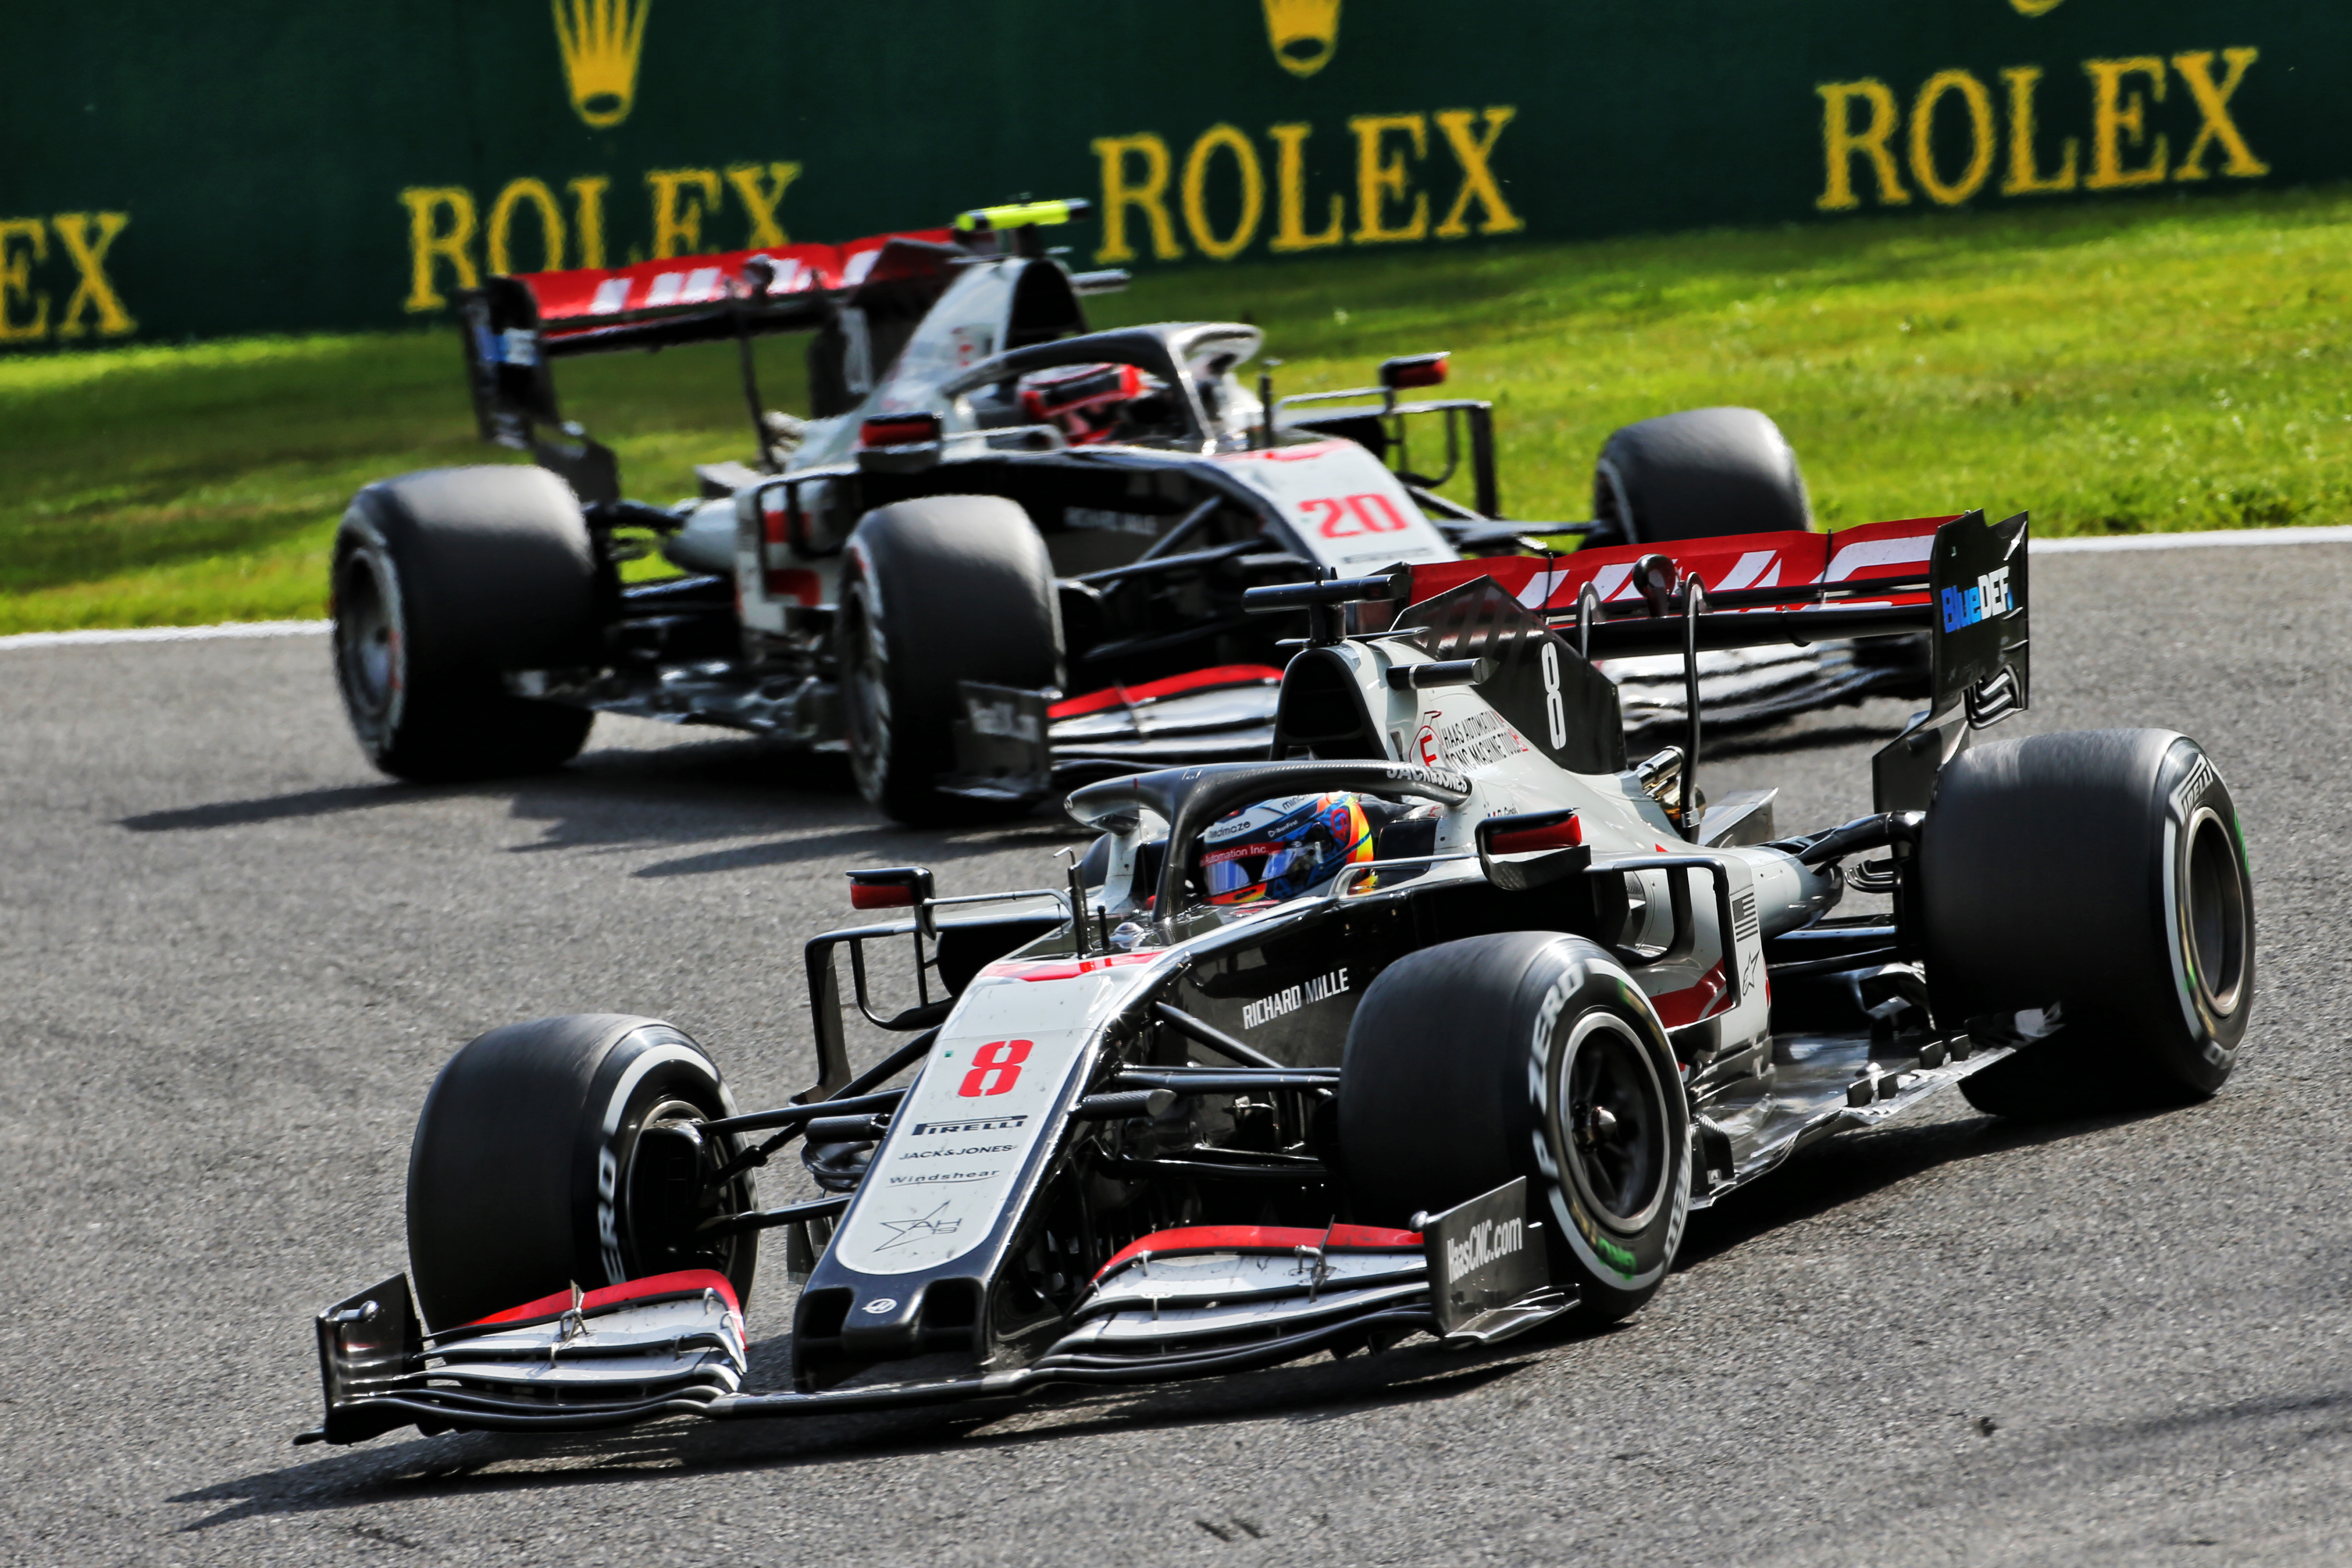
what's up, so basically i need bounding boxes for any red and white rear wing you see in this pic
[505,226,959,354]
[1408,514,1953,628]
[1402,509,2029,725]
[456,225,960,461]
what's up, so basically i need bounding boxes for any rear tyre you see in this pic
[405,1014,757,1332]
[333,466,601,783]
[1591,407,1811,544]
[837,495,1062,825]
[1338,931,1690,1324]
[1919,729,2255,1119]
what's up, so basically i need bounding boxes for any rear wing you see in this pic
[1400,510,2029,808]
[454,200,1109,500]
[455,227,960,491]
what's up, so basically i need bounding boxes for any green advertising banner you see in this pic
[2,1,2341,349]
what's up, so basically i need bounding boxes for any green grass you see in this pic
[5,186,2349,633]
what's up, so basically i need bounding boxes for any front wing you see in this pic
[302,1188,1564,1444]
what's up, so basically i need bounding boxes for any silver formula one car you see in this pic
[303,507,2250,1444]
[328,200,1921,824]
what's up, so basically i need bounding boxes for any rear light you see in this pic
[764,568,820,606]
[761,503,788,547]
[1486,811,1583,856]
[858,413,943,448]
[1378,352,1450,392]
[848,866,935,911]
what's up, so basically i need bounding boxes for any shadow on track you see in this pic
[173,1104,2202,1531]
[171,1349,1550,1532]
[1674,1101,2177,1271]
[117,729,1088,872]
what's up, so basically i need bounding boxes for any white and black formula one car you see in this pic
[304,507,2253,1445]
[328,199,1922,823]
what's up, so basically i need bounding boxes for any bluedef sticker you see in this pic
[1939,564,2013,631]
[1421,1176,1546,1337]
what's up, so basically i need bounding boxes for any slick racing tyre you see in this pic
[1339,931,1690,1324]
[1591,406,1811,544]
[333,466,600,783]
[1920,729,2255,1119]
[406,1014,758,1332]
[837,495,1062,825]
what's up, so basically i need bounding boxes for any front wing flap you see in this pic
[299,1271,749,1446]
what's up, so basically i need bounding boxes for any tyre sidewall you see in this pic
[2141,738,2253,1091]
[837,539,897,806]
[567,1023,751,1293]
[331,513,409,764]
[1523,947,1690,1307]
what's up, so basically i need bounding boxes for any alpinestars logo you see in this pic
[1940,564,2014,632]
[1443,1215,1524,1282]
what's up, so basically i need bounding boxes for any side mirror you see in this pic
[1378,352,1450,392]
[847,866,936,912]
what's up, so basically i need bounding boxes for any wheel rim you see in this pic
[335,549,398,721]
[624,1097,755,1288]
[2184,807,2249,1016]
[1558,1012,1669,1234]
[841,586,892,800]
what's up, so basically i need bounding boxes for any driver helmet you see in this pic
[1198,792,1375,905]
[1018,361,1162,445]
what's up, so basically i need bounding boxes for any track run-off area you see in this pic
[4,536,2348,1565]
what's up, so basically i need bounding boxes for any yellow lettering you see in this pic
[2085,57,2168,189]
[1816,80,1909,209]
[51,212,134,338]
[486,179,566,276]
[1268,123,1344,252]
[725,161,802,247]
[0,218,49,342]
[399,187,477,313]
[1348,113,1428,243]
[646,168,722,259]
[567,176,610,269]
[1092,134,1183,263]
[1180,124,1265,262]
[2000,66,2079,194]
[1433,108,1522,237]
[1908,70,1995,206]
[2172,49,2268,181]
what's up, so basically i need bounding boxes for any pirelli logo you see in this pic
[911,1114,1029,1137]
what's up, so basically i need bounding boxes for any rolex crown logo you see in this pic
[1262,0,1340,78]
[554,0,650,129]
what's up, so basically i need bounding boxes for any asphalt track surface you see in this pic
[5,544,2348,1566]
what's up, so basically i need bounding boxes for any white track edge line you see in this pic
[0,619,329,651]
[4,525,2347,651]
[2029,524,2352,554]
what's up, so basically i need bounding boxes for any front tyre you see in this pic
[405,1014,757,1332]
[837,495,1061,825]
[333,466,600,783]
[1920,729,2255,1118]
[1338,931,1690,1324]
